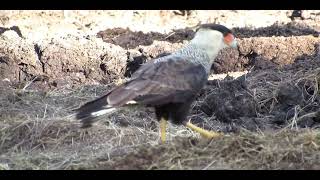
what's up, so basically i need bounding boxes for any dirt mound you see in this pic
[200,54,320,132]
[0,31,41,84]
[97,27,195,49]
[233,22,319,38]
[0,32,130,90]
[200,76,256,123]
[1,21,319,90]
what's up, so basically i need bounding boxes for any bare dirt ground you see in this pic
[1,10,320,170]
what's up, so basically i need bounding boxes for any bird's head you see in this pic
[190,24,238,58]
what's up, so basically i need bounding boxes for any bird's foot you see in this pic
[185,121,222,139]
[160,118,167,143]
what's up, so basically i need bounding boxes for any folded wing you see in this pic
[107,56,208,107]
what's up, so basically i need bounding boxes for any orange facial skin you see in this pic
[224,33,235,45]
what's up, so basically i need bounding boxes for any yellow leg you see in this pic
[160,118,167,143]
[185,121,222,139]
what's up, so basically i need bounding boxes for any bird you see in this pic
[75,24,238,143]
[173,10,193,17]
[289,10,304,20]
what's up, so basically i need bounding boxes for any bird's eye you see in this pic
[223,33,234,44]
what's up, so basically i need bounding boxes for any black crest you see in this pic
[197,24,232,36]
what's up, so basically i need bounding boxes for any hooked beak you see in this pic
[230,38,238,48]
[224,33,238,49]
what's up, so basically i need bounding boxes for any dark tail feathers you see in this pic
[75,94,111,128]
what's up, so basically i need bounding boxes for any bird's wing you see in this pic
[107,56,208,107]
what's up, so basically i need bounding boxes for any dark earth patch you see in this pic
[199,53,320,132]
[97,27,195,49]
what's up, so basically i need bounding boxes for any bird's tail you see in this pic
[75,94,117,128]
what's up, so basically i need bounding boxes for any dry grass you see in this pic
[248,67,320,110]
[1,56,320,170]
[1,76,320,169]
[0,85,201,170]
[246,63,320,129]
[103,129,320,170]
[1,64,320,170]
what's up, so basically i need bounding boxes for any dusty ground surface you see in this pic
[1,10,320,170]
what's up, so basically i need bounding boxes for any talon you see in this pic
[185,121,222,139]
[160,118,167,143]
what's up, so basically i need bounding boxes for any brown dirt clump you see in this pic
[238,35,319,65]
[97,27,195,49]
[200,53,320,132]
[0,31,41,85]
[213,35,319,74]
[39,36,128,88]
[233,22,319,38]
